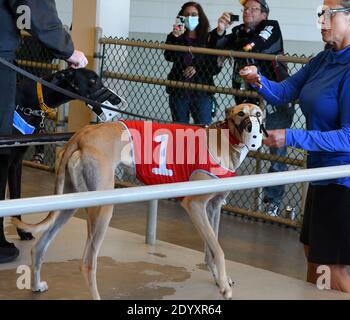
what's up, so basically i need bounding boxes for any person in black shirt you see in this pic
[209,0,295,217]
[0,0,88,264]
[164,2,222,125]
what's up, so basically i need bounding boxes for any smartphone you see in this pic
[230,14,239,22]
[176,15,185,27]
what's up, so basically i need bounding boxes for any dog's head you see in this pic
[44,68,123,122]
[225,103,265,151]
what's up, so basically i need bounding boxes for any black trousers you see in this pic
[0,61,16,138]
[0,60,16,240]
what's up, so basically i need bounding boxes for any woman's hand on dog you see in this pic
[263,129,286,148]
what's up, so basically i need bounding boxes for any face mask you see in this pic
[185,16,199,31]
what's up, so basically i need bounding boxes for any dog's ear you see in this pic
[225,106,235,120]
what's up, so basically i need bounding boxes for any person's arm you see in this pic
[9,0,74,60]
[238,20,282,53]
[207,27,239,50]
[247,63,311,105]
[285,70,350,152]
[164,32,186,62]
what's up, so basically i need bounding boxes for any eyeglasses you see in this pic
[242,7,262,13]
[317,6,350,29]
[317,7,350,19]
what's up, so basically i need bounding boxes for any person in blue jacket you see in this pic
[240,0,350,293]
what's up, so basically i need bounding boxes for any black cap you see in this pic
[240,0,270,15]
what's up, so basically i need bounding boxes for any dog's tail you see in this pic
[12,134,82,234]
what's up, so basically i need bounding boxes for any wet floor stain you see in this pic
[0,257,191,300]
[148,252,167,258]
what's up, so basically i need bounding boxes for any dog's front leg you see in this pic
[205,193,232,286]
[181,195,232,299]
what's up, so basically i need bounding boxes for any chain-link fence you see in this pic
[13,31,313,228]
[15,32,62,169]
[99,37,311,227]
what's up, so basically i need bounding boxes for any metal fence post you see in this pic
[146,200,158,245]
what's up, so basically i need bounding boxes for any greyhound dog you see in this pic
[6,68,122,240]
[13,103,264,300]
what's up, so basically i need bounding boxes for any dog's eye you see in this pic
[256,112,261,117]
[238,111,245,117]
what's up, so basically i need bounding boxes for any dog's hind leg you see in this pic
[31,176,77,293]
[31,208,76,292]
[181,194,232,299]
[81,205,113,300]
[76,149,116,300]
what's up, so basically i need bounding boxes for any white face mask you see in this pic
[241,116,263,151]
[185,16,199,31]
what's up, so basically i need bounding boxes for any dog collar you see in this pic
[219,121,240,146]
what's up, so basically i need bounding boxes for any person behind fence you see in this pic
[208,0,295,216]
[0,0,88,264]
[164,2,222,125]
[240,0,350,293]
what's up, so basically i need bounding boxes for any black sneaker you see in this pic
[0,242,19,264]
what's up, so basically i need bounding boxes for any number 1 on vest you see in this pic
[152,135,174,177]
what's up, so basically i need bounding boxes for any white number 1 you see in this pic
[152,135,173,177]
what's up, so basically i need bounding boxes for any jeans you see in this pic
[169,92,213,125]
[263,103,295,206]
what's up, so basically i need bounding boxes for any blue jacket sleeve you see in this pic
[255,63,311,105]
[286,69,350,152]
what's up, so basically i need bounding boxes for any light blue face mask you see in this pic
[185,16,199,31]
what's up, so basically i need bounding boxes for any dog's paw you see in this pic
[220,286,233,300]
[32,281,48,293]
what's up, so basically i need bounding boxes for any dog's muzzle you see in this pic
[240,116,263,151]
[88,88,127,122]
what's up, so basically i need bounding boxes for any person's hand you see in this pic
[217,56,228,68]
[217,12,232,35]
[239,65,262,87]
[183,66,196,78]
[67,50,88,69]
[172,24,185,37]
[263,129,286,148]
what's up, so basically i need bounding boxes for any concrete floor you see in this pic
[0,166,349,300]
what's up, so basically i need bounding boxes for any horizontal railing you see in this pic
[0,165,349,217]
[99,38,310,64]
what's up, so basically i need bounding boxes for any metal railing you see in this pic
[1,165,349,244]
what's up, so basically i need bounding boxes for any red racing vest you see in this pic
[120,121,237,185]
